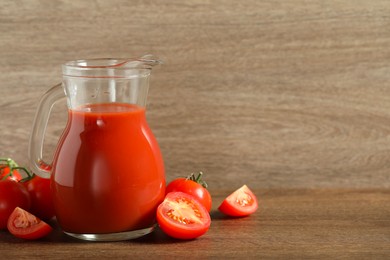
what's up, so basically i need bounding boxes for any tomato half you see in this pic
[157,192,211,240]
[7,207,52,240]
[0,180,31,229]
[218,185,258,217]
[22,174,55,221]
[166,175,212,212]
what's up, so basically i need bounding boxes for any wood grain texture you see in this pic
[0,189,389,259]
[1,0,390,188]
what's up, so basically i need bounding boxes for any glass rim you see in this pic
[62,56,162,78]
[63,57,162,69]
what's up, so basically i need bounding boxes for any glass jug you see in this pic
[28,56,165,241]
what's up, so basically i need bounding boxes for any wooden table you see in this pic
[0,189,389,259]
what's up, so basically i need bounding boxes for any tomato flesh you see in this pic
[157,192,210,240]
[7,207,52,240]
[166,178,212,212]
[218,185,258,217]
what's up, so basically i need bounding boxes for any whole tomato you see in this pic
[165,172,212,212]
[0,180,31,229]
[0,166,22,181]
[22,174,55,221]
[0,158,23,181]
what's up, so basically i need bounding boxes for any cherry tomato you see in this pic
[0,165,22,181]
[157,192,211,240]
[166,172,212,212]
[0,180,31,229]
[22,174,55,221]
[0,157,24,181]
[7,207,52,240]
[218,185,258,217]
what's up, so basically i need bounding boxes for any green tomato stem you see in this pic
[187,171,208,189]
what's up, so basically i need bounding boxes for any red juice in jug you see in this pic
[51,103,165,234]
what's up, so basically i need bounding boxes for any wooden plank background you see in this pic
[1,0,390,189]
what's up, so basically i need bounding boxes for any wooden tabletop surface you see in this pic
[1,0,390,258]
[0,188,388,259]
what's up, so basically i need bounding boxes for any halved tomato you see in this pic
[157,192,211,240]
[218,185,258,217]
[7,207,53,240]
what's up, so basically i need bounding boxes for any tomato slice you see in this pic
[157,192,211,240]
[7,207,53,240]
[218,185,258,217]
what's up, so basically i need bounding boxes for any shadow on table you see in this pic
[1,211,235,245]
[44,219,193,245]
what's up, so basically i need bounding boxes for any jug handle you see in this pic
[28,83,65,178]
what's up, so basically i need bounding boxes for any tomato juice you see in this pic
[51,103,165,234]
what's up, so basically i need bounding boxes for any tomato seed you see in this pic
[14,211,39,228]
[166,209,195,225]
[236,192,253,207]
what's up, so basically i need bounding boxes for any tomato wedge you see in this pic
[7,207,53,240]
[157,192,211,240]
[218,185,258,217]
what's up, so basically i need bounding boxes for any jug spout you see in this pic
[109,55,162,70]
[134,54,163,68]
